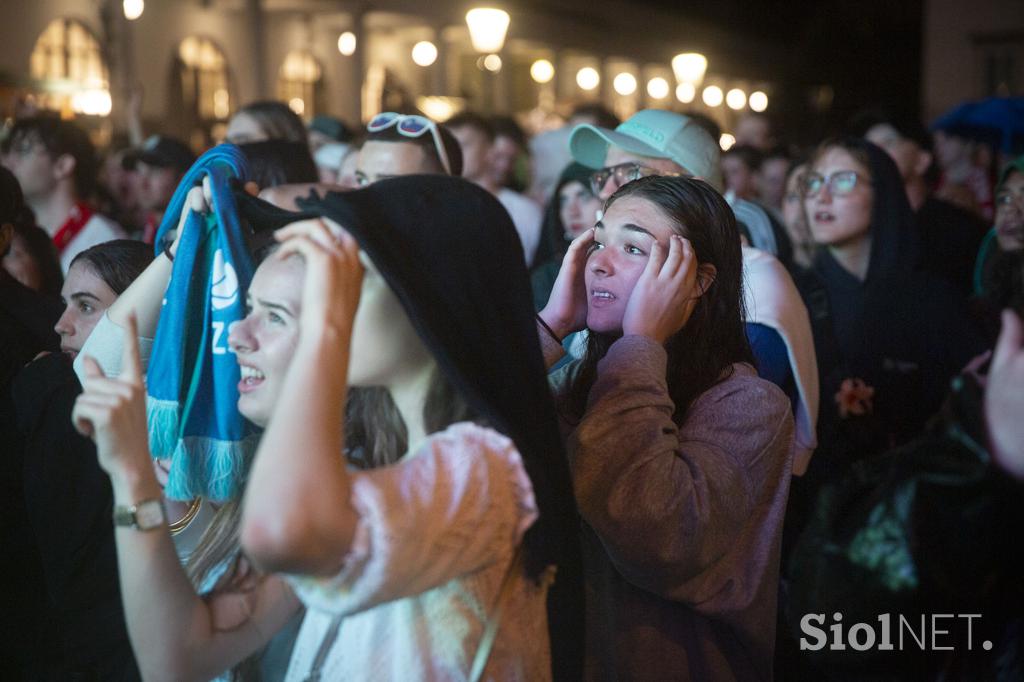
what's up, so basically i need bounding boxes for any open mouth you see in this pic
[813,211,835,223]
[237,364,266,393]
[590,288,616,306]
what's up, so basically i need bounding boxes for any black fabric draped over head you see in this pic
[235,175,578,581]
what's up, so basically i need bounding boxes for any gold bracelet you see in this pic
[168,497,202,535]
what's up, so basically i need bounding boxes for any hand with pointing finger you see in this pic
[71,315,153,481]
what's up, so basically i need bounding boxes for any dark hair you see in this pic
[446,111,496,143]
[723,144,764,171]
[847,107,933,151]
[364,124,464,177]
[683,111,721,142]
[562,175,753,422]
[763,145,793,164]
[234,101,308,144]
[570,103,620,130]
[491,115,527,148]
[0,165,26,225]
[69,239,153,295]
[2,116,99,198]
[238,140,318,187]
[9,222,63,295]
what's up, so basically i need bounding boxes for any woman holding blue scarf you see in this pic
[72,174,580,681]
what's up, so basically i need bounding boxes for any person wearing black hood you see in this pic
[530,162,602,310]
[797,137,987,483]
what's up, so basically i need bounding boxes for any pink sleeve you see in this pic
[286,423,538,615]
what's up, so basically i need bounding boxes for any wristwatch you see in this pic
[113,498,166,530]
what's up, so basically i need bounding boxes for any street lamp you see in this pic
[702,85,723,107]
[465,8,510,54]
[337,32,357,56]
[672,53,707,86]
[726,88,746,110]
[123,0,144,20]
[647,77,670,100]
[576,67,600,91]
[412,41,438,67]
[530,59,554,83]
[613,73,637,96]
[749,91,768,112]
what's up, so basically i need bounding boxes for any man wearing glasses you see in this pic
[570,109,721,201]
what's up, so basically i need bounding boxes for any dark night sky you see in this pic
[633,0,926,142]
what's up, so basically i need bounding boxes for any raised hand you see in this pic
[621,235,704,344]
[71,315,152,479]
[273,218,364,340]
[986,309,1024,479]
[539,227,596,339]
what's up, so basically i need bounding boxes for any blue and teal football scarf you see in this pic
[147,144,258,501]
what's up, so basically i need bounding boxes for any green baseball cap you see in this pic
[569,109,724,191]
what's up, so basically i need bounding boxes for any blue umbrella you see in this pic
[931,97,1024,153]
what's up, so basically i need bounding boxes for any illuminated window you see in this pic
[175,36,231,148]
[277,51,322,119]
[29,18,110,116]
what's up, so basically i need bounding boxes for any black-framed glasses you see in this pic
[366,112,452,176]
[801,170,863,198]
[589,162,685,195]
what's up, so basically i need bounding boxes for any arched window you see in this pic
[29,18,111,116]
[175,36,231,148]
[277,50,322,118]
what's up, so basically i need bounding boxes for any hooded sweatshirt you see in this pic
[802,139,987,479]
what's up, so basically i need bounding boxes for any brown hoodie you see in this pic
[547,334,794,681]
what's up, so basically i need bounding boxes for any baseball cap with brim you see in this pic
[570,109,724,191]
[123,135,196,173]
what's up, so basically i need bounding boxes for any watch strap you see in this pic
[113,498,166,530]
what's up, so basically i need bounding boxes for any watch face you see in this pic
[135,499,166,529]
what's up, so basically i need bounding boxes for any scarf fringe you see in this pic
[164,434,260,502]
[146,396,181,458]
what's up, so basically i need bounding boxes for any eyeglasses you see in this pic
[366,112,452,176]
[801,170,863,198]
[589,162,686,196]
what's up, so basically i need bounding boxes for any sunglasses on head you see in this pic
[801,170,863,198]
[366,112,452,176]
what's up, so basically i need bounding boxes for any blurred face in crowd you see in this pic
[585,195,677,334]
[136,161,180,213]
[3,231,44,291]
[449,125,492,184]
[995,170,1024,252]
[337,149,360,189]
[932,130,971,171]
[355,141,436,187]
[559,180,602,239]
[865,123,930,183]
[2,131,62,201]
[488,134,520,188]
[804,147,873,250]
[782,164,809,237]
[225,112,269,145]
[722,154,757,200]
[735,115,772,151]
[55,261,118,359]
[757,157,791,209]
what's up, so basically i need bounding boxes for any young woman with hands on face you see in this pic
[536,175,795,681]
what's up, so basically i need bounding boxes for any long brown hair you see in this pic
[561,175,753,423]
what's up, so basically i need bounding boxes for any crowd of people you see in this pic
[1,94,1023,682]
